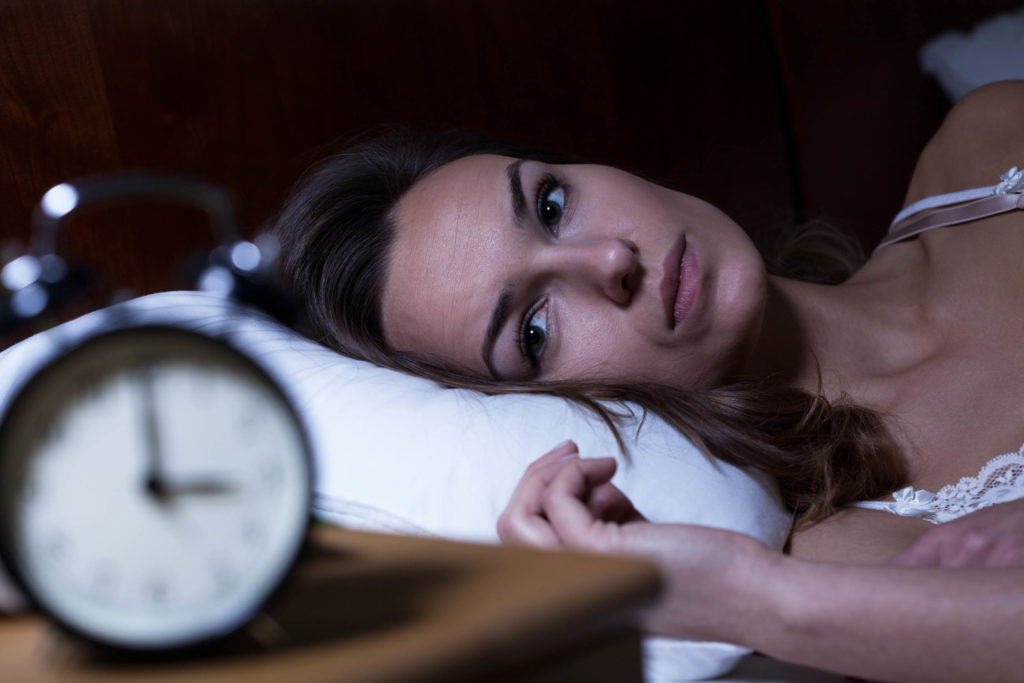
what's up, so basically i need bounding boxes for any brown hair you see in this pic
[270,129,905,527]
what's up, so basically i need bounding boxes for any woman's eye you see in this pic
[519,304,548,365]
[536,177,565,231]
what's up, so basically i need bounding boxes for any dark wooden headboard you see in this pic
[1,0,1014,299]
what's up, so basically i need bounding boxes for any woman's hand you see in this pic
[497,440,646,548]
[497,442,776,643]
[498,456,1024,679]
[890,498,1024,567]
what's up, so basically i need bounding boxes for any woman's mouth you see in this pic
[661,236,700,330]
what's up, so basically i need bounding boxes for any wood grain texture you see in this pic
[1,0,792,297]
[4,1,1001,296]
[0,0,120,245]
[0,526,658,682]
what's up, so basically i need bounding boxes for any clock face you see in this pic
[0,326,311,650]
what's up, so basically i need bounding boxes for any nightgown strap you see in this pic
[874,166,1024,253]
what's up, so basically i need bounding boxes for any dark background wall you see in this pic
[0,0,1016,299]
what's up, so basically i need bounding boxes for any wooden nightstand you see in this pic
[0,525,660,681]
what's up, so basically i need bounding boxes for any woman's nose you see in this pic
[550,238,640,304]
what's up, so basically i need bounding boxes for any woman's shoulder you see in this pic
[901,80,1024,208]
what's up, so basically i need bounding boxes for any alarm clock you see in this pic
[0,173,313,652]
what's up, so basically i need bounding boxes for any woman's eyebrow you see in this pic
[482,283,515,379]
[506,159,527,226]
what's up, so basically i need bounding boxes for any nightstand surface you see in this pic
[0,525,660,682]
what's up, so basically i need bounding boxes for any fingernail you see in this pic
[550,440,579,462]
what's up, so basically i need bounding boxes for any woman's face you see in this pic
[381,154,767,388]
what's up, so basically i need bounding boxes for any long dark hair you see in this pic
[270,129,905,527]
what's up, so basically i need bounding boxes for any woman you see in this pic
[273,81,1024,681]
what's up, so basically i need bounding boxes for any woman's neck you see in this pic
[740,249,941,408]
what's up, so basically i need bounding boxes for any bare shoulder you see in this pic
[903,80,1024,206]
[947,80,1024,127]
[788,508,931,564]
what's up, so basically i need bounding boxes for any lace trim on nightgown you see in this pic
[850,446,1024,524]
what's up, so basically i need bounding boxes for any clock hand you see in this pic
[156,479,236,497]
[139,366,170,505]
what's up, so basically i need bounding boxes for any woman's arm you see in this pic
[499,447,1024,683]
[760,551,1024,682]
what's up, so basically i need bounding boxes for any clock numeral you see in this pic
[260,461,282,490]
[90,564,116,599]
[44,533,69,562]
[242,521,266,547]
[146,577,170,605]
[238,412,261,440]
[211,561,238,593]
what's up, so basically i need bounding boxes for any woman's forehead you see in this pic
[391,154,515,275]
[406,153,515,208]
[380,154,516,370]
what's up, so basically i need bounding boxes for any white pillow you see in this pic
[919,7,1024,103]
[0,291,791,681]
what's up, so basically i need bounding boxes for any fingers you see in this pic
[540,456,630,552]
[889,497,1024,568]
[587,480,645,525]
[497,440,581,547]
[498,441,642,552]
[538,457,608,549]
[889,534,941,566]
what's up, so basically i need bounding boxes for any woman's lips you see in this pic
[660,237,685,329]
[660,236,699,330]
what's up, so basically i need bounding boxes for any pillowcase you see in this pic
[919,6,1024,103]
[0,291,791,681]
